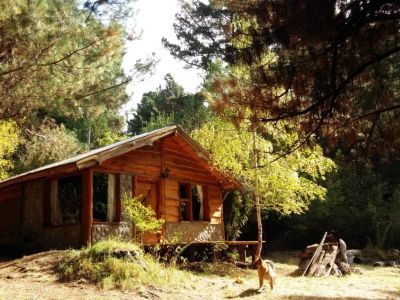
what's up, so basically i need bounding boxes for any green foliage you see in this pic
[121,194,164,234]
[192,118,335,215]
[325,164,400,249]
[15,119,83,173]
[0,0,131,122]
[56,110,127,149]
[265,162,400,250]
[224,191,254,241]
[57,240,190,290]
[0,120,18,179]
[128,74,212,134]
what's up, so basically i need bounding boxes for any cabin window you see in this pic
[93,173,117,222]
[179,183,191,221]
[192,185,204,221]
[179,183,205,221]
[50,175,82,225]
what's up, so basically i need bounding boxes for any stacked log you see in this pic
[298,232,351,277]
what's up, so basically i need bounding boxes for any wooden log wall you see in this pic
[100,135,225,229]
[208,185,223,225]
[100,143,162,177]
[0,185,23,237]
[163,136,219,185]
[81,169,93,246]
[164,179,180,222]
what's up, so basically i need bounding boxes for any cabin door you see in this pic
[135,178,158,244]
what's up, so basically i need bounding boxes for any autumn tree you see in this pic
[0,121,18,179]
[165,0,400,161]
[0,0,155,175]
[192,118,335,215]
[0,0,132,121]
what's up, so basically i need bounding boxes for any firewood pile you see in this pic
[297,232,352,277]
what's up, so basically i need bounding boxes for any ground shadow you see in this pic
[278,297,374,300]
[226,288,262,298]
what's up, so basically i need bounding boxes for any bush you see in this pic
[57,240,189,290]
[121,194,164,235]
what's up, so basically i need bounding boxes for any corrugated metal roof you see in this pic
[0,124,242,190]
[0,125,178,187]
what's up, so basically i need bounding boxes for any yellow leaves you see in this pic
[192,118,336,215]
[0,120,18,179]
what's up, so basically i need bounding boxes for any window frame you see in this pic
[178,182,208,222]
[92,172,121,224]
[46,173,83,227]
[45,171,122,227]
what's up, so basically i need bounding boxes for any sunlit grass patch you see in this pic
[57,239,191,291]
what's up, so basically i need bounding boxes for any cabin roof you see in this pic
[0,125,242,190]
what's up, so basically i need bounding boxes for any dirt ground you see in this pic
[0,251,399,300]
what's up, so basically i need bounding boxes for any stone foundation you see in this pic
[91,222,132,244]
[164,222,223,243]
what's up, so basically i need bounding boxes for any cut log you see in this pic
[337,261,351,275]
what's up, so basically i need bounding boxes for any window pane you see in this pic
[179,183,190,199]
[58,175,82,224]
[192,185,203,221]
[93,173,108,222]
[180,201,191,221]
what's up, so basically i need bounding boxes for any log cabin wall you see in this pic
[0,180,81,252]
[0,131,229,250]
[0,184,23,248]
[100,135,225,244]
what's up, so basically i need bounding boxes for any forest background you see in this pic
[1,0,399,250]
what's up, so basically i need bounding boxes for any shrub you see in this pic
[121,194,164,235]
[57,240,189,290]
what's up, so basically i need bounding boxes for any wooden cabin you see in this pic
[0,125,244,252]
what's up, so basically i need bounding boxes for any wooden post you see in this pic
[238,245,246,262]
[131,175,137,240]
[81,169,93,246]
[115,173,121,222]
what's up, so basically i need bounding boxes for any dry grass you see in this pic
[217,253,400,300]
[57,240,191,291]
[1,249,399,299]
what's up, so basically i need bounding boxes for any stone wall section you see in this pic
[21,180,81,251]
[164,222,223,243]
[92,222,132,244]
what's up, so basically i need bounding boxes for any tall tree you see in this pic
[128,74,211,134]
[0,0,153,123]
[0,0,156,175]
[192,118,335,215]
[165,0,400,161]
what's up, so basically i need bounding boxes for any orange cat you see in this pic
[255,257,276,291]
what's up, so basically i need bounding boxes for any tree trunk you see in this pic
[252,124,263,258]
